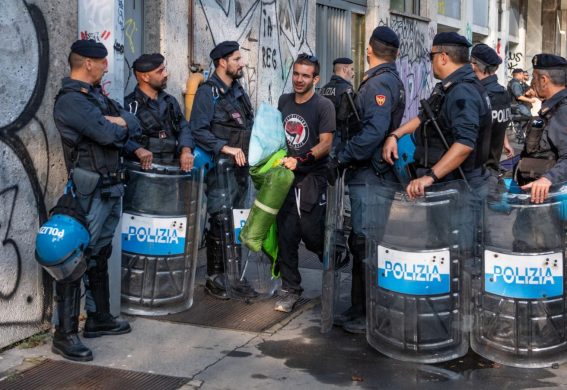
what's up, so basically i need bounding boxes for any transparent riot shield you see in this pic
[321,174,346,333]
[214,158,278,300]
[120,161,204,315]
[364,180,469,363]
[472,182,567,368]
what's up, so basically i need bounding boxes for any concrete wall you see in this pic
[142,1,189,109]
[193,0,317,107]
[0,0,73,348]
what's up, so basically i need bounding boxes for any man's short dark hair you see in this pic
[68,52,86,70]
[294,53,320,76]
[369,38,397,62]
[537,69,567,86]
[437,45,469,65]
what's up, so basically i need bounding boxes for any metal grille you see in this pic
[316,4,351,86]
[0,359,188,390]
[153,288,312,333]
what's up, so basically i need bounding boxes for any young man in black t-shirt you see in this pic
[275,53,336,312]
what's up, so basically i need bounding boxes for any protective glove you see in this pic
[327,156,345,185]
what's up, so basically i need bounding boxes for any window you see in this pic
[473,0,489,28]
[509,0,520,37]
[391,0,420,15]
[438,0,460,19]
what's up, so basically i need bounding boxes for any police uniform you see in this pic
[329,27,406,331]
[52,40,136,361]
[190,41,255,299]
[125,53,194,164]
[413,32,492,268]
[508,69,532,118]
[470,44,512,172]
[320,58,354,109]
[320,57,354,150]
[512,54,567,251]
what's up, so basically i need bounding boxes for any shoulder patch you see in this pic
[80,87,89,94]
[375,95,386,106]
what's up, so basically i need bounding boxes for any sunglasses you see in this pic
[297,53,319,64]
[429,51,444,61]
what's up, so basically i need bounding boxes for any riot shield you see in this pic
[472,181,567,368]
[214,158,278,300]
[120,161,204,315]
[321,174,347,333]
[364,180,469,363]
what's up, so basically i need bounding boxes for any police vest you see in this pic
[320,77,351,111]
[56,87,122,178]
[486,87,512,171]
[205,80,254,158]
[127,90,181,158]
[414,78,492,173]
[524,97,567,160]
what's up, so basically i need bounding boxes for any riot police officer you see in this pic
[190,41,256,299]
[516,54,567,202]
[52,40,140,361]
[320,57,355,110]
[327,26,406,333]
[470,43,514,172]
[125,53,194,170]
[383,32,492,264]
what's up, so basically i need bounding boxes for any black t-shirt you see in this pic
[278,92,335,174]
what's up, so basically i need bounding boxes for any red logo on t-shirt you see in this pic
[284,114,309,149]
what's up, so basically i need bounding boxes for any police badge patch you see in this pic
[376,95,386,106]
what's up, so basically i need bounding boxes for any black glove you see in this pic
[327,156,345,185]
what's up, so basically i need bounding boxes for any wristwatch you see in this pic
[425,168,439,183]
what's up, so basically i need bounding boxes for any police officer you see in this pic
[125,53,194,170]
[516,54,567,202]
[327,26,406,333]
[470,43,514,171]
[52,40,140,361]
[508,68,536,118]
[512,54,567,252]
[320,57,355,110]
[190,41,255,299]
[383,32,492,263]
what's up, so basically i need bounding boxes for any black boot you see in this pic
[52,280,93,362]
[83,248,131,338]
[205,214,229,299]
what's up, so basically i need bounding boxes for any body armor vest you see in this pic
[486,86,512,171]
[127,90,181,161]
[523,97,567,160]
[414,79,492,173]
[56,87,122,178]
[205,80,254,158]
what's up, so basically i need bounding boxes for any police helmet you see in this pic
[35,213,90,282]
[193,146,214,175]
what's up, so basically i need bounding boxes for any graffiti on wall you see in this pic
[0,0,51,334]
[79,0,125,102]
[195,0,314,106]
[380,15,436,122]
[507,51,523,75]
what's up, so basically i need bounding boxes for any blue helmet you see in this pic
[35,213,90,282]
[193,146,214,175]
